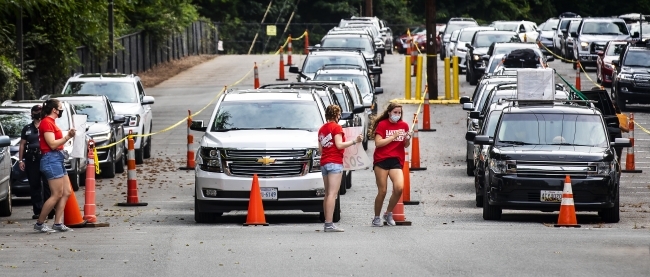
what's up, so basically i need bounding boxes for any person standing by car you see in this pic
[33,99,76,233]
[318,105,362,232]
[371,103,411,227]
[18,105,53,220]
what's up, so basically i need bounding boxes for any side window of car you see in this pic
[106,99,114,121]
[136,80,146,101]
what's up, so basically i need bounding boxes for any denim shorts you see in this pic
[40,150,67,180]
[321,163,344,176]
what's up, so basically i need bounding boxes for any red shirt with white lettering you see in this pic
[373,119,409,166]
[318,122,345,165]
[39,116,64,154]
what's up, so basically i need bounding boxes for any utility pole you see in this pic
[365,0,372,17]
[426,0,437,99]
[16,7,24,100]
[108,0,115,73]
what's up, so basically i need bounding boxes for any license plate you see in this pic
[260,188,277,200]
[540,190,562,202]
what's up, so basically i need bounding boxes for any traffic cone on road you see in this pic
[64,183,86,228]
[410,114,426,172]
[277,47,288,81]
[554,175,581,228]
[83,141,110,227]
[575,61,581,91]
[286,35,293,66]
[253,62,260,89]
[244,174,268,226]
[118,131,148,207]
[623,113,643,173]
[403,151,419,205]
[388,194,412,226]
[420,85,436,132]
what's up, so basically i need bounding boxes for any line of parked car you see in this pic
[0,73,155,217]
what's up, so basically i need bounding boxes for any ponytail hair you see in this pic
[41,99,60,119]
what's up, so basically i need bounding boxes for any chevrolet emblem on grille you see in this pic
[257,156,276,165]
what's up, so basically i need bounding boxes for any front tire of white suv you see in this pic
[135,138,145,165]
[143,123,152,159]
[194,196,223,223]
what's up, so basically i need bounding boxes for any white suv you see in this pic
[56,73,154,164]
[191,88,343,223]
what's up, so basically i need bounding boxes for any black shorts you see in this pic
[374,158,402,170]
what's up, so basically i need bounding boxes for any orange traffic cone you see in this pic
[253,62,260,89]
[64,183,87,227]
[244,174,268,226]
[388,194,412,226]
[554,175,581,228]
[420,85,436,132]
[410,114,426,172]
[575,61,581,91]
[402,151,419,205]
[82,140,109,227]
[276,47,288,81]
[623,113,642,173]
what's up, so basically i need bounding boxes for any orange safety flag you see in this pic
[617,113,629,133]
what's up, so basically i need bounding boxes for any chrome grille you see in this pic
[515,161,595,177]
[225,149,307,158]
[227,162,306,177]
[634,74,650,87]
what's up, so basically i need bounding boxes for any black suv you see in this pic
[468,100,630,222]
[611,41,650,110]
[440,18,478,60]
[465,30,521,85]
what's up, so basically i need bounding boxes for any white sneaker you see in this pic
[34,223,55,233]
[383,212,396,226]
[372,216,383,227]
[324,224,344,232]
[52,224,73,232]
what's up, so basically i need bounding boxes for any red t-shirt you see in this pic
[39,116,64,154]
[373,119,409,166]
[318,122,345,165]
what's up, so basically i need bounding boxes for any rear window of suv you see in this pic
[446,22,478,35]
[63,81,138,103]
[302,55,365,74]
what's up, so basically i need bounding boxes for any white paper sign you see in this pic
[342,126,371,170]
[70,114,87,158]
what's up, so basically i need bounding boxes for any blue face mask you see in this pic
[390,115,400,122]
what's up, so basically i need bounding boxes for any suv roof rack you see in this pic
[317,64,365,71]
[258,83,332,91]
[308,46,364,53]
[500,98,598,107]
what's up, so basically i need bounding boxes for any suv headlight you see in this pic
[489,159,515,174]
[92,131,111,142]
[125,115,141,127]
[310,148,321,172]
[473,55,480,61]
[620,73,634,81]
[590,161,613,176]
[198,147,223,172]
[580,41,589,51]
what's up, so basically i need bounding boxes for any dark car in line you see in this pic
[465,30,521,85]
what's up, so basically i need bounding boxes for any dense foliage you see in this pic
[0,0,647,99]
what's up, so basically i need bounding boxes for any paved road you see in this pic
[1,53,650,276]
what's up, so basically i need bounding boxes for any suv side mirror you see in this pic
[474,135,493,145]
[465,131,477,142]
[465,43,473,49]
[340,112,353,120]
[481,54,490,61]
[374,87,384,94]
[371,66,383,74]
[190,120,207,132]
[611,137,631,148]
[552,27,557,31]
[352,105,366,114]
[632,32,640,38]
[113,114,126,124]
[142,95,155,105]
[570,32,577,37]
[0,136,10,147]
[611,59,619,66]
[315,44,321,47]
[469,111,481,119]
[462,103,473,111]
[460,96,471,104]
[546,55,555,62]
[289,66,300,74]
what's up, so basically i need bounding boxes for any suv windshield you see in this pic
[0,113,30,138]
[460,29,482,41]
[497,113,607,147]
[543,20,559,31]
[70,101,108,122]
[63,81,138,103]
[211,101,323,131]
[581,21,629,35]
[623,51,650,67]
[493,23,519,32]
[313,74,372,97]
[303,56,365,74]
[475,33,520,47]
[321,37,373,52]
[606,43,625,56]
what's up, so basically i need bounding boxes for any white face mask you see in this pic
[390,115,400,122]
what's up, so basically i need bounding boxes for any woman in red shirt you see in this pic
[318,105,362,232]
[33,99,76,233]
[371,103,411,227]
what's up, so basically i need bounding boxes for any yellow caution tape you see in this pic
[93,148,100,175]
[635,121,650,135]
[537,43,602,89]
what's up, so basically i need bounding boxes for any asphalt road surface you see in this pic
[1,53,650,276]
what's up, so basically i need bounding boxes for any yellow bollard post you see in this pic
[405,56,411,100]
[452,56,460,100]
[444,57,451,100]
[415,54,423,100]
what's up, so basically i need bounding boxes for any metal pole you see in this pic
[426,0,438,100]
[16,7,24,100]
[108,0,115,72]
[365,0,372,17]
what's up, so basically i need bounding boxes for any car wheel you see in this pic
[466,159,474,176]
[135,138,145,165]
[482,185,502,220]
[143,129,152,159]
[469,72,478,86]
[346,171,352,189]
[572,61,577,70]
[616,91,627,111]
[194,197,222,223]
[465,67,470,82]
[115,152,125,174]
[0,184,12,217]
[101,153,116,178]
[475,194,483,207]
[598,190,620,223]
[339,172,347,195]
[375,74,381,88]
[79,171,86,187]
[387,46,393,54]
[334,190,341,222]
[69,171,80,191]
